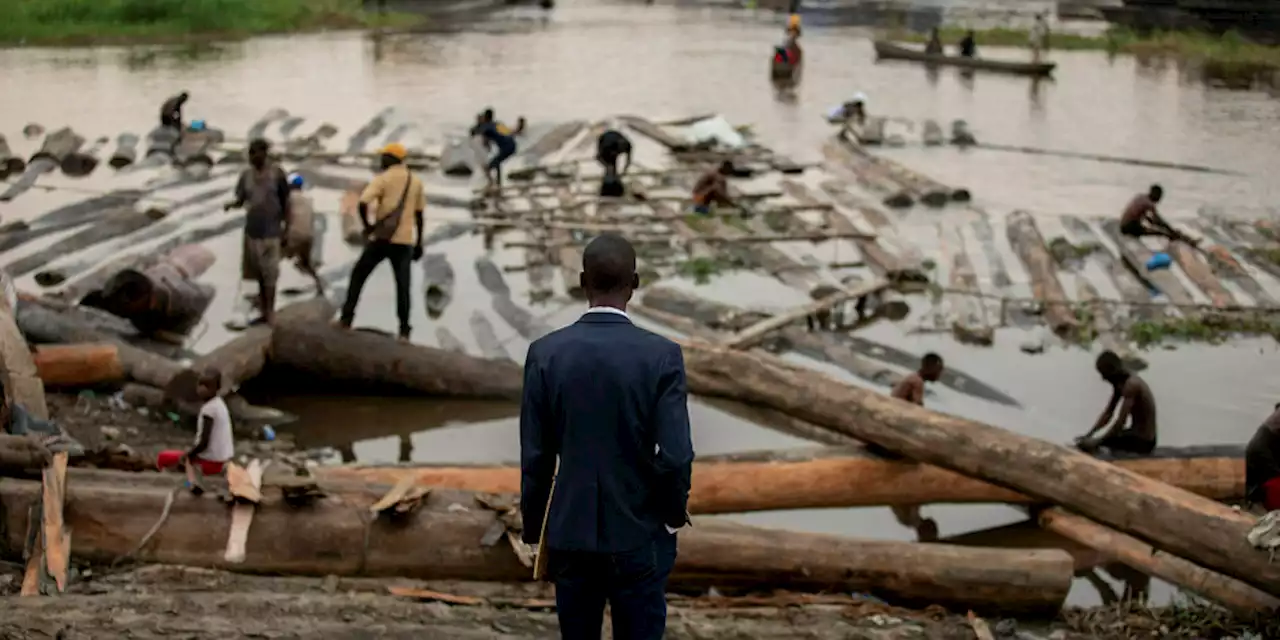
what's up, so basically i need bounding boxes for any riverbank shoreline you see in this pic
[885,26,1280,71]
[0,0,424,48]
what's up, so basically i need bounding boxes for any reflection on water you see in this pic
[3,0,1279,608]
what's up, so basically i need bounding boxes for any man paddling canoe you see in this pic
[1246,404,1280,513]
[1076,350,1158,455]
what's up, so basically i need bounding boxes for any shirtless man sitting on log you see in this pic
[691,161,735,216]
[885,352,944,542]
[1119,184,1197,246]
[1246,403,1280,513]
[1076,350,1157,455]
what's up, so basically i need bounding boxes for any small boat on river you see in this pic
[873,40,1056,77]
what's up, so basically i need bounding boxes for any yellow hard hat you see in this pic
[787,14,801,28]
[380,143,407,160]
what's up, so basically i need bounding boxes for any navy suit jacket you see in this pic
[520,310,694,554]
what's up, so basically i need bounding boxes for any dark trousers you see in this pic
[550,532,677,640]
[340,240,412,337]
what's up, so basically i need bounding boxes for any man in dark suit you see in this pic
[521,234,694,640]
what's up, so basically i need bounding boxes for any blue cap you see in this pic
[288,173,304,188]
[190,120,206,131]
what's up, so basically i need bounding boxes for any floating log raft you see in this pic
[674,341,1280,595]
[422,253,454,320]
[109,133,139,169]
[321,444,1245,513]
[1099,219,1196,306]
[1166,241,1236,308]
[1006,211,1078,336]
[1060,216,1157,320]
[1039,508,1280,616]
[506,121,587,180]
[816,181,929,286]
[0,475,1073,614]
[4,207,166,278]
[641,287,901,387]
[0,134,24,179]
[60,137,107,177]
[86,245,217,337]
[843,136,969,205]
[1,127,84,202]
[970,216,1013,289]
[136,126,179,169]
[31,344,125,388]
[941,223,994,345]
[822,137,914,208]
[1076,280,1146,371]
[269,317,523,401]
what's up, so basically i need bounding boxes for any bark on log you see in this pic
[0,476,1073,614]
[90,246,217,336]
[941,223,994,345]
[1006,211,1077,336]
[1039,508,1280,616]
[14,300,183,389]
[1061,216,1158,320]
[0,435,51,473]
[1099,219,1196,307]
[5,208,166,278]
[1189,221,1275,306]
[822,137,914,209]
[619,115,693,152]
[109,133,139,169]
[505,121,586,181]
[30,127,85,166]
[0,134,24,180]
[1167,242,1236,308]
[318,444,1245,512]
[52,219,239,299]
[674,340,1280,595]
[32,344,125,388]
[269,316,523,401]
[174,129,226,169]
[0,306,49,419]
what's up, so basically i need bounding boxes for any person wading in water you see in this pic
[336,143,427,342]
[885,353,945,542]
[225,139,289,325]
[1076,350,1158,455]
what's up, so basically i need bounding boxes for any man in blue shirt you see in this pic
[471,109,525,191]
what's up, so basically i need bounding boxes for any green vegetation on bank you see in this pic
[0,0,419,46]
[887,26,1280,69]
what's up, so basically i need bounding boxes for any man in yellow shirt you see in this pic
[337,143,427,341]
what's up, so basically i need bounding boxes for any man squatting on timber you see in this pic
[1119,184,1197,246]
[1076,350,1158,455]
[337,143,428,342]
[521,234,694,640]
[886,353,945,542]
[225,139,291,325]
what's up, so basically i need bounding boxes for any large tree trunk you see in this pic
[0,134,24,179]
[675,340,1280,595]
[32,344,124,388]
[1006,211,1077,336]
[1040,508,1279,616]
[1167,241,1236,308]
[89,246,217,336]
[0,475,1073,614]
[269,318,523,401]
[1099,219,1196,307]
[316,445,1245,512]
[109,133,139,169]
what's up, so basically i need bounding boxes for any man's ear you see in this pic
[631,273,641,289]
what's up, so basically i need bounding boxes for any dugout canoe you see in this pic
[873,41,1056,77]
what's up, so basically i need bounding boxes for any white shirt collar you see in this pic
[584,306,629,320]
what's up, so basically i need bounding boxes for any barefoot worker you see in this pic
[1119,184,1197,245]
[691,161,735,215]
[1076,350,1158,455]
[472,109,525,191]
[284,173,325,295]
[225,138,289,325]
[336,143,427,342]
[1247,403,1280,513]
[885,353,945,542]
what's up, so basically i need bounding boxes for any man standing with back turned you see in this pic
[521,234,694,640]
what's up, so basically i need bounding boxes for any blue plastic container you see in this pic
[1145,252,1172,271]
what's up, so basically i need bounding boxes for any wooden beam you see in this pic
[722,279,890,349]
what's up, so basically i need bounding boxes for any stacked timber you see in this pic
[0,473,1074,614]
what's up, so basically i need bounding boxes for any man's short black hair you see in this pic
[248,138,271,154]
[1096,350,1124,374]
[922,352,943,368]
[1149,184,1163,200]
[582,234,637,294]
[482,108,494,121]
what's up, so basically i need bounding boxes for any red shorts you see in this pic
[1264,477,1280,511]
[157,450,226,476]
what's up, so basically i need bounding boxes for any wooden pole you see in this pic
[722,279,889,349]
[1006,211,1077,336]
[1039,508,1280,616]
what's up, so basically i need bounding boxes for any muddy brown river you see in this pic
[2,0,1279,607]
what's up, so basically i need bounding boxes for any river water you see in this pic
[3,0,1280,607]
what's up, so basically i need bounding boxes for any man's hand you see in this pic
[412,245,424,262]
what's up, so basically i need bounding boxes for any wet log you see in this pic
[619,115,694,152]
[137,126,179,168]
[1188,221,1275,306]
[279,116,305,139]
[42,215,233,292]
[1061,216,1157,320]
[108,133,139,169]
[174,129,226,169]
[163,296,337,403]
[0,476,1073,614]
[675,341,1280,595]
[505,121,587,180]
[1006,211,1077,336]
[840,135,966,205]
[422,253,454,320]
[440,137,483,176]
[270,315,522,401]
[1166,241,1236,308]
[85,245,217,337]
[0,134,26,180]
[322,444,1245,513]
[723,279,890,349]
[941,224,994,345]
[344,108,392,155]
[0,128,85,202]
[922,120,944,146]
[60,137,108,178]
[284,123,338,157]
[970,215,1013,288]
[815,181,929,286]
[822,138,914,208]
[1076,280,1146,371]
[248,108,291,142]
[642,287,900,387]
[0,435,51,473]
[32,344,125,388]
[1039,508,1280,616]
[14,299,183,389]
[1099,219,1196,307]
[5,208,167,278]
